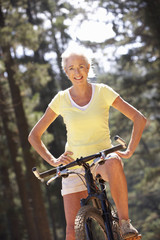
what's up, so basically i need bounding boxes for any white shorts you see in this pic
[61,153,123,196]
[61,168,87,196]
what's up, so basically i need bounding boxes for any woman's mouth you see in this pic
[74,76,83,80]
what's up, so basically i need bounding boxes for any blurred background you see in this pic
[0,0,160,239]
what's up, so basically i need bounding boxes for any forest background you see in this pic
[0,0,160,240]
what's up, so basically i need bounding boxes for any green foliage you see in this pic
[0,6,39,50]
[0,26,13,46]
[15,62,51,94]
[14,23,39,50]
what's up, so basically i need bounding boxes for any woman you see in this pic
[28,46,147,240]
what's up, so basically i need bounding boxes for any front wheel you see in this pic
[75,205,108,240]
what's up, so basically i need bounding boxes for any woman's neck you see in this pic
[70,82,91,98]
[69,82,92,106]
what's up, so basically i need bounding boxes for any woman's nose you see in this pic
[75,68,80,75]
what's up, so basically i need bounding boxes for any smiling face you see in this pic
[65,54,90,86]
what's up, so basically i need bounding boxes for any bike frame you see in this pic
[80,162,114,240]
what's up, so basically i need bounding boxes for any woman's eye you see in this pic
[80,65,84,68]
[69,68,74,70]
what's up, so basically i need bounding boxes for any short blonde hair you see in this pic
[61,45,95,78]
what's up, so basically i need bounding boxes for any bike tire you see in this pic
[75,205,108,240]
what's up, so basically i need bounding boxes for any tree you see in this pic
[0,141,20,240]
[0,79,41,239]
[0,3,52,240]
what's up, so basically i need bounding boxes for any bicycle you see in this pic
[32,136,142,240]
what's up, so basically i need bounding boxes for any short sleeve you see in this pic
[48,92,61,115]
[101,84,119,106]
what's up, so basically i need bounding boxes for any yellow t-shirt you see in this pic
[48,83,119,168]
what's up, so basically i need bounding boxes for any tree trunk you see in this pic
[2,45,53,240]
[0,5,52,240]
[145,0,160,52]
[51,22,71,90]
[46,187,57,240]
[0,144,20,240]
[0,82,39,240]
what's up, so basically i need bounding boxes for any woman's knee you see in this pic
[106,155,123,170]
[96,154,123,180]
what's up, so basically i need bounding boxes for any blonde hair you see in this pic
[61,45,95,78]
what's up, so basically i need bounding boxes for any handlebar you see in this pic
[32,135,126,183]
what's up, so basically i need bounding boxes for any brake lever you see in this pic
[92,156,105,166]
[47,174,59,185]
[47,169,69,185]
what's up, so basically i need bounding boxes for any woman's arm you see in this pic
[112,96,147,159]
[28,107,73,166]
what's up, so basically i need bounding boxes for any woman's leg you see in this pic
[96,154,129,222]
[63,190,88,240]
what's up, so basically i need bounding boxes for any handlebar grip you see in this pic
[32,167,44,182]
[114,135,127,149]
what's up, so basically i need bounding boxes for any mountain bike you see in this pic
[32,136,142,240]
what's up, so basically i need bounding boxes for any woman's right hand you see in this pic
[50,151,74,167]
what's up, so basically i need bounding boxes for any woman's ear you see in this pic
[87,64,90,72]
